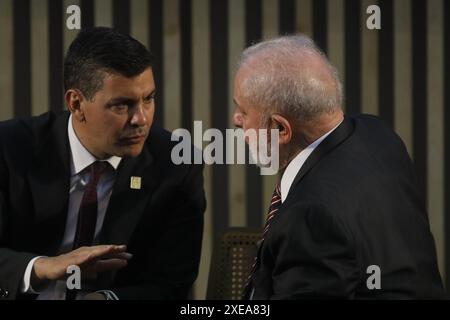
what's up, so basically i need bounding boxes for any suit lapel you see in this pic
[99,146,157,245]
[27,112,71,255]
[290,116,355,191]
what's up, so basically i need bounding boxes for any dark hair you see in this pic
[64,27,154,100]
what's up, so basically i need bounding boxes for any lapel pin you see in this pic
[130,176,142,190]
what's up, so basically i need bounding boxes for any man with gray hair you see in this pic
[233,35,445,299]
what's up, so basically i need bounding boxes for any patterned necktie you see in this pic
[243,183,282,299]
[66,161,109,300]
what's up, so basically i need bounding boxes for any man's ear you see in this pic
[270,114,292,145]
[65,89,86,122]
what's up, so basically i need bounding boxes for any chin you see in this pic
[117,145,144,158]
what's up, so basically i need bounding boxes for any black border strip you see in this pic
[149,0,164,127]
[180,0,192,132]
[313,0,327,54]
[279,0,295,36]
[113,0,130,34]
[80,0,94,29]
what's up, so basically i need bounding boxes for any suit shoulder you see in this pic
[145,125,178,156]
[350,114,396,136]
[0,111,59,150]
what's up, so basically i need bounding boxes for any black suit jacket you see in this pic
[0,111,206,300]
[251,114,446,299]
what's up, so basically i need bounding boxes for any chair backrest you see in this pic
[206,227,262,300]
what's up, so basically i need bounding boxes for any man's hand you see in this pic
[31,245,132,289]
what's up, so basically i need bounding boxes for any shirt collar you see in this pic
[280,119,343,203]
[68,114,122,176]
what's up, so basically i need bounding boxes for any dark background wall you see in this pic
[0,0,448,298]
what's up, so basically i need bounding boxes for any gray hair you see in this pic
[238,35,343,124]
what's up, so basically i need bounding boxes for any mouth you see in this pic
[119,135,146,145]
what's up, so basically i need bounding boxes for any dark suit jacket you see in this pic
[251,114,446,299]
[0,111,206,300]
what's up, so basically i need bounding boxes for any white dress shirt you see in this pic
[21,114,122,299]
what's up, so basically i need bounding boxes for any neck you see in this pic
[280,110,344,171]
[299,110,344,146]
[72,116,108,160]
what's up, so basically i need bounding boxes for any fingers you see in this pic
[88,245,127,260]
[101,252,133,260]
[71,245,128,266]
[94,258,129,273]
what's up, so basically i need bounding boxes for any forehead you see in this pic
[99,68,155,97]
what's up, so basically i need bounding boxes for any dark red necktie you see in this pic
[72,161,109,250]
[243,183,282,299]
[66,161,109,300]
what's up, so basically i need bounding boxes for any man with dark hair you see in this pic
[0,27,206,300]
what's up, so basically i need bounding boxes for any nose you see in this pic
[130,104,148,127]
[233,111,243,129]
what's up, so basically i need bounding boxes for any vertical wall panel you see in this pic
[345,0,361,115]
[13,0,31,117]
[180,0,193,132]
[378,0,394,126]
[361,0,379,116]
[444,0,450,290]
[412,0,428,204]
[210,0,230,236]
[163,0,182,131]
[279,0,295,35]
[245,0,263,228]
[295,0,312,36]
[327,0,345,94]
[131,0,149,47]
[394,0,413,155]
[113,0,130,34]
[427,0,445,281]
[263,0,279,39]
[228,0,247,228]
[149,0,164,127]
[80,0,94,28]
[64,0,80,62]
[95,0,113,27]
[313,0,327,53]
[262,0,280,225]
[0,0,14,121]
[48,0,63,113]
[192,0,212,300]
[31,0,49,116]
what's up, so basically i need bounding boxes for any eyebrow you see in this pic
[105,97,136,107]
[105,90,156,107]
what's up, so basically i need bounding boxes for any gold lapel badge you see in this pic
[130,176,142,190]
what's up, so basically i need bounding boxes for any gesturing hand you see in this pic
[31,245,132,289]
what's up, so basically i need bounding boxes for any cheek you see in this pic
[146,105,155,124]
[102,116,127,138]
